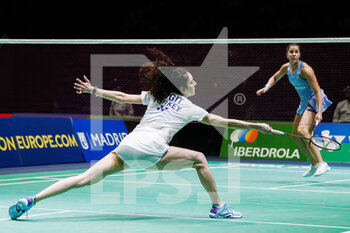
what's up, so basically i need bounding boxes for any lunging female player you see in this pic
[256,43,332,177]
[9,67,273,220]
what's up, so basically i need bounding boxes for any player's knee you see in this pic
[193,152,208,168]
[297,126,309,137]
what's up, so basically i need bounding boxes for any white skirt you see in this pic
[112,130,169,168]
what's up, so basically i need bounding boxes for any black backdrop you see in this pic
[1,0,350,39]
[1,0,349,156]
[0,43,349,122]
[1,0,350,122]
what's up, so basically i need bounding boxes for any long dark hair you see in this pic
[150,66,189,103]
[138,48,174,91]
[138,48,189,103]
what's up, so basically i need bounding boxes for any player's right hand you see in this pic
[256,87,269,96]
[256,123,273,134]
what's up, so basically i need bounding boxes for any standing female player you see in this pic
[9,67,273,220]
[256,43,332,177]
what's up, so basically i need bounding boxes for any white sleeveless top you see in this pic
[117,91,208,156]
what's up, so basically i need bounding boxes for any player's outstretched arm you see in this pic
[256,63,288,96]
[201,113,273,134]
[73,75,142,104]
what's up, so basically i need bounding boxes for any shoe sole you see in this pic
[209,213,242,219]
[303,171,317,177]
[303,173,316,177]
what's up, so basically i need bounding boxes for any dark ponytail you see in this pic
[138,48,174,91]
[137,48,189,103]
[150,67,189,103]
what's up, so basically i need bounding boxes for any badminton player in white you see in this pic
[256,43,332,177]
[9,67,272,220]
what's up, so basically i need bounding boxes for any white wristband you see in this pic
[92,86,98,96]
[265,83,271,90]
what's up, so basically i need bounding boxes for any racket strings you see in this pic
[311,136,341,150]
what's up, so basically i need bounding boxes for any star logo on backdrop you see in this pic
[159,27,260,137]
[91,27,260,138]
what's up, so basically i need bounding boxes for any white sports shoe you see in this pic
[314,162,331,177]
[303,165,317,177]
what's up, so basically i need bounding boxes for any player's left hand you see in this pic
[256,87,269,96]
[315,112,323,123]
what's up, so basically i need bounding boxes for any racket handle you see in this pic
[272,129,285,135]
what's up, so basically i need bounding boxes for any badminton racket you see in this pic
[309,120,319,148]
[272,129,341,151]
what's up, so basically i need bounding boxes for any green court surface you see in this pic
[1,161,350,233]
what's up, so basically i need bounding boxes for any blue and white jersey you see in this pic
[287,61,313,101]
[286,61,332,115]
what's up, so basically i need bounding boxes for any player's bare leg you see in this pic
[298,111,330,176]
[292,115,317,165]
[298,111,324,163]
[9,152,128,219]
[149,146,242,218]
[35,152,127,202]
[150,146,222,205]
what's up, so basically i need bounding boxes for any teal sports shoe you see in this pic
[209,204,242,219]
[9,196,36,220]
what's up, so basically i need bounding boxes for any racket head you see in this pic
[310,135,341,151]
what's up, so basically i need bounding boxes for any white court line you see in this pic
[0,210,71,221]
[0,167,146,182]
[231,167,350,175]
[271,178,350,189]
[0,178,59,186]
[1,164,350,187]
[0,165,233,183]
[0,173,80,182]
[244,187,350,194]
[0,168,149,182]
[1,163,350,183]
[1,168,350,194]
[2,175,350,194]
[83,164,240,178]
[0,205,349,230]
[107,166,350,178]
[0,166,291,186]
[100,179,350,195]
[27,210,72,218]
